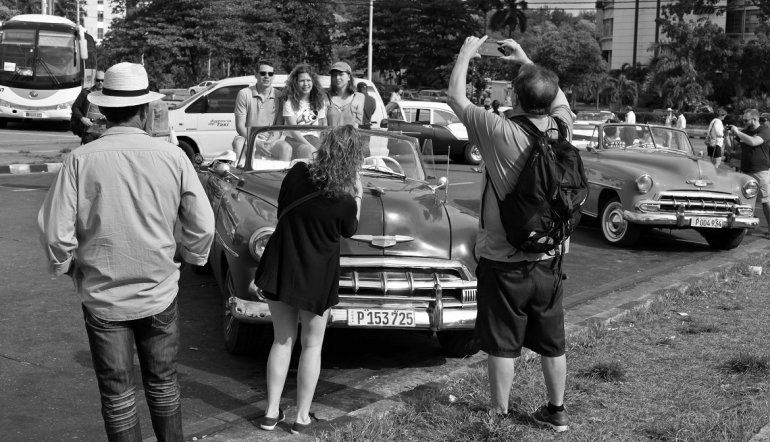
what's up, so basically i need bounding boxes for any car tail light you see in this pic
[248,227,274,260]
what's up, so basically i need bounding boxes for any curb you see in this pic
[167,239,770,442]
[0,162,62,174]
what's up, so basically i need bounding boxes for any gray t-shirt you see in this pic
[460,104,574,262]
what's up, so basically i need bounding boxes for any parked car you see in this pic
[417,89,448,103]
[196,126,480,357]
[383,100,481,165]
[189,80,217,95]
[168,75,387,160]
[575,110,616,124]
[580,123,759,249]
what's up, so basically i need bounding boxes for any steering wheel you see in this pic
[363,155,405,175]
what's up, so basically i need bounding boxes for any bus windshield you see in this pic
[0,27,81,89]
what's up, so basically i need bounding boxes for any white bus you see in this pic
[0,14,97,127]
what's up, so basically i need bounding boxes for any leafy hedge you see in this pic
[619,112,730,126]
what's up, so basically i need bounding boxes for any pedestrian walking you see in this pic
[38,62,216,442]
[70,70,106,144]
[326,61,365,128]
[447,36,573,432]
[279,63,328,158]
[664,107,675,127]
[357,82,377,129]
[254,125,364,435]
[730,108,770,238]
[706,108,727,168]
[234,59,291,160]
[675,109,686,129]
[625,105,636,124]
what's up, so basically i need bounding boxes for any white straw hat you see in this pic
[88,62,164,107]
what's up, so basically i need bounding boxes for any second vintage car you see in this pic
[196,126,480,357]
[383,100,481,165]
[580,123,759,249]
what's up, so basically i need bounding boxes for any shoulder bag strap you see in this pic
[278,190,323,222]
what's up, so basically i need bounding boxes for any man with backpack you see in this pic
[447,36,581,433]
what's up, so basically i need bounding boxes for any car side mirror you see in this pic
[380,118,388,128]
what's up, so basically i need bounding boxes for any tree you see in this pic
[604,71,638,108]
[489,0,528,36]
[344,0,479,87]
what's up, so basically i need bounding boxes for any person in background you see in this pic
[482,97,492,111]
[38,62,215,442]
[234,59,291,160]
[254,125,364,435]
[760,113,770,128]
[625,105,636,124]
[70,70,105,144]
[706,108,727,168]
[326,61,365,128]
[675,109,686,130]
[447,36,573,433]
[389,87,403,104]
[279,64,328,159]
[664,108,675,127]
[730,108,770,239]
[357,82,376,129]
[491,99,501,115]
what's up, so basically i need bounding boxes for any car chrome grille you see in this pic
[655,191,740,215]
[337,257,476,302]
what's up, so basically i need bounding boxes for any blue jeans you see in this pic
[83,299,183,442]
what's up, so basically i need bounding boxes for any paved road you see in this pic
[0,121,80,154]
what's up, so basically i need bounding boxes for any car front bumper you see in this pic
[228,296,476,331]
[0,107,71,122]
[623,210,759,228]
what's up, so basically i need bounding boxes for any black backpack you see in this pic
[484,115,588,255]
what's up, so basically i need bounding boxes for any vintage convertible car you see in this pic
[196,126,480,356]
[580,123,759,249]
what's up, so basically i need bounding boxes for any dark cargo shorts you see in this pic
[474,257,566,358]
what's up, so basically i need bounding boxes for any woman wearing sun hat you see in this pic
[326,61,365,128]
[38,62,215,442]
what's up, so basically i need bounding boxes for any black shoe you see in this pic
[291,412,319,434]
[258,408,284,431]
[531,404,569,432]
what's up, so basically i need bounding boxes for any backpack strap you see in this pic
[509,114,569,141]
[278,190,322,222]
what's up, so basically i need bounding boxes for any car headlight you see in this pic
[635,174,653,194]
[56,100,74,110]
[743,180,758,199]
[248,227,274,260]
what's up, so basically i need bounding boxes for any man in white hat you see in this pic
[664,107,675,127]
[38,62,215,442]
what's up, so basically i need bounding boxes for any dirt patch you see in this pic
[0,150,68,165]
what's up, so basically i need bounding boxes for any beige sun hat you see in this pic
[88,62,164,107]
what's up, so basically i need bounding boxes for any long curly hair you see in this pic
[283,64,326,112]
[308,125,364,199]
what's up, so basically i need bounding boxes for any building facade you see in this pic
[596,0,759,70]
[79,0,123,44]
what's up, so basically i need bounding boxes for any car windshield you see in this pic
[601,124,693,154]
[241,127,426,181]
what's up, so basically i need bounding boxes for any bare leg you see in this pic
[264,300,299,418]
[762,202,770,238]
[295,309,330,424]
[541,355,566,406]
[487,355,515,414]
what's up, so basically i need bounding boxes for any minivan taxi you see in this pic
[168,75,387,159]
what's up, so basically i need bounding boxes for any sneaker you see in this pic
[531,404,569,432]
[258,408,284,431]
[291,412,319,435]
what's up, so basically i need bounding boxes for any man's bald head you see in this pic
[513,64,559,115]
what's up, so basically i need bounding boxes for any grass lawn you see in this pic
[317,257,770,441]
[0,149,68,165]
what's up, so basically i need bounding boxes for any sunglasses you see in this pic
[95,79,104,82]
[258,71,274,77]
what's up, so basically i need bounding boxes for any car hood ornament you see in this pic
[686,179,713,187]
[351,235,415,248]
